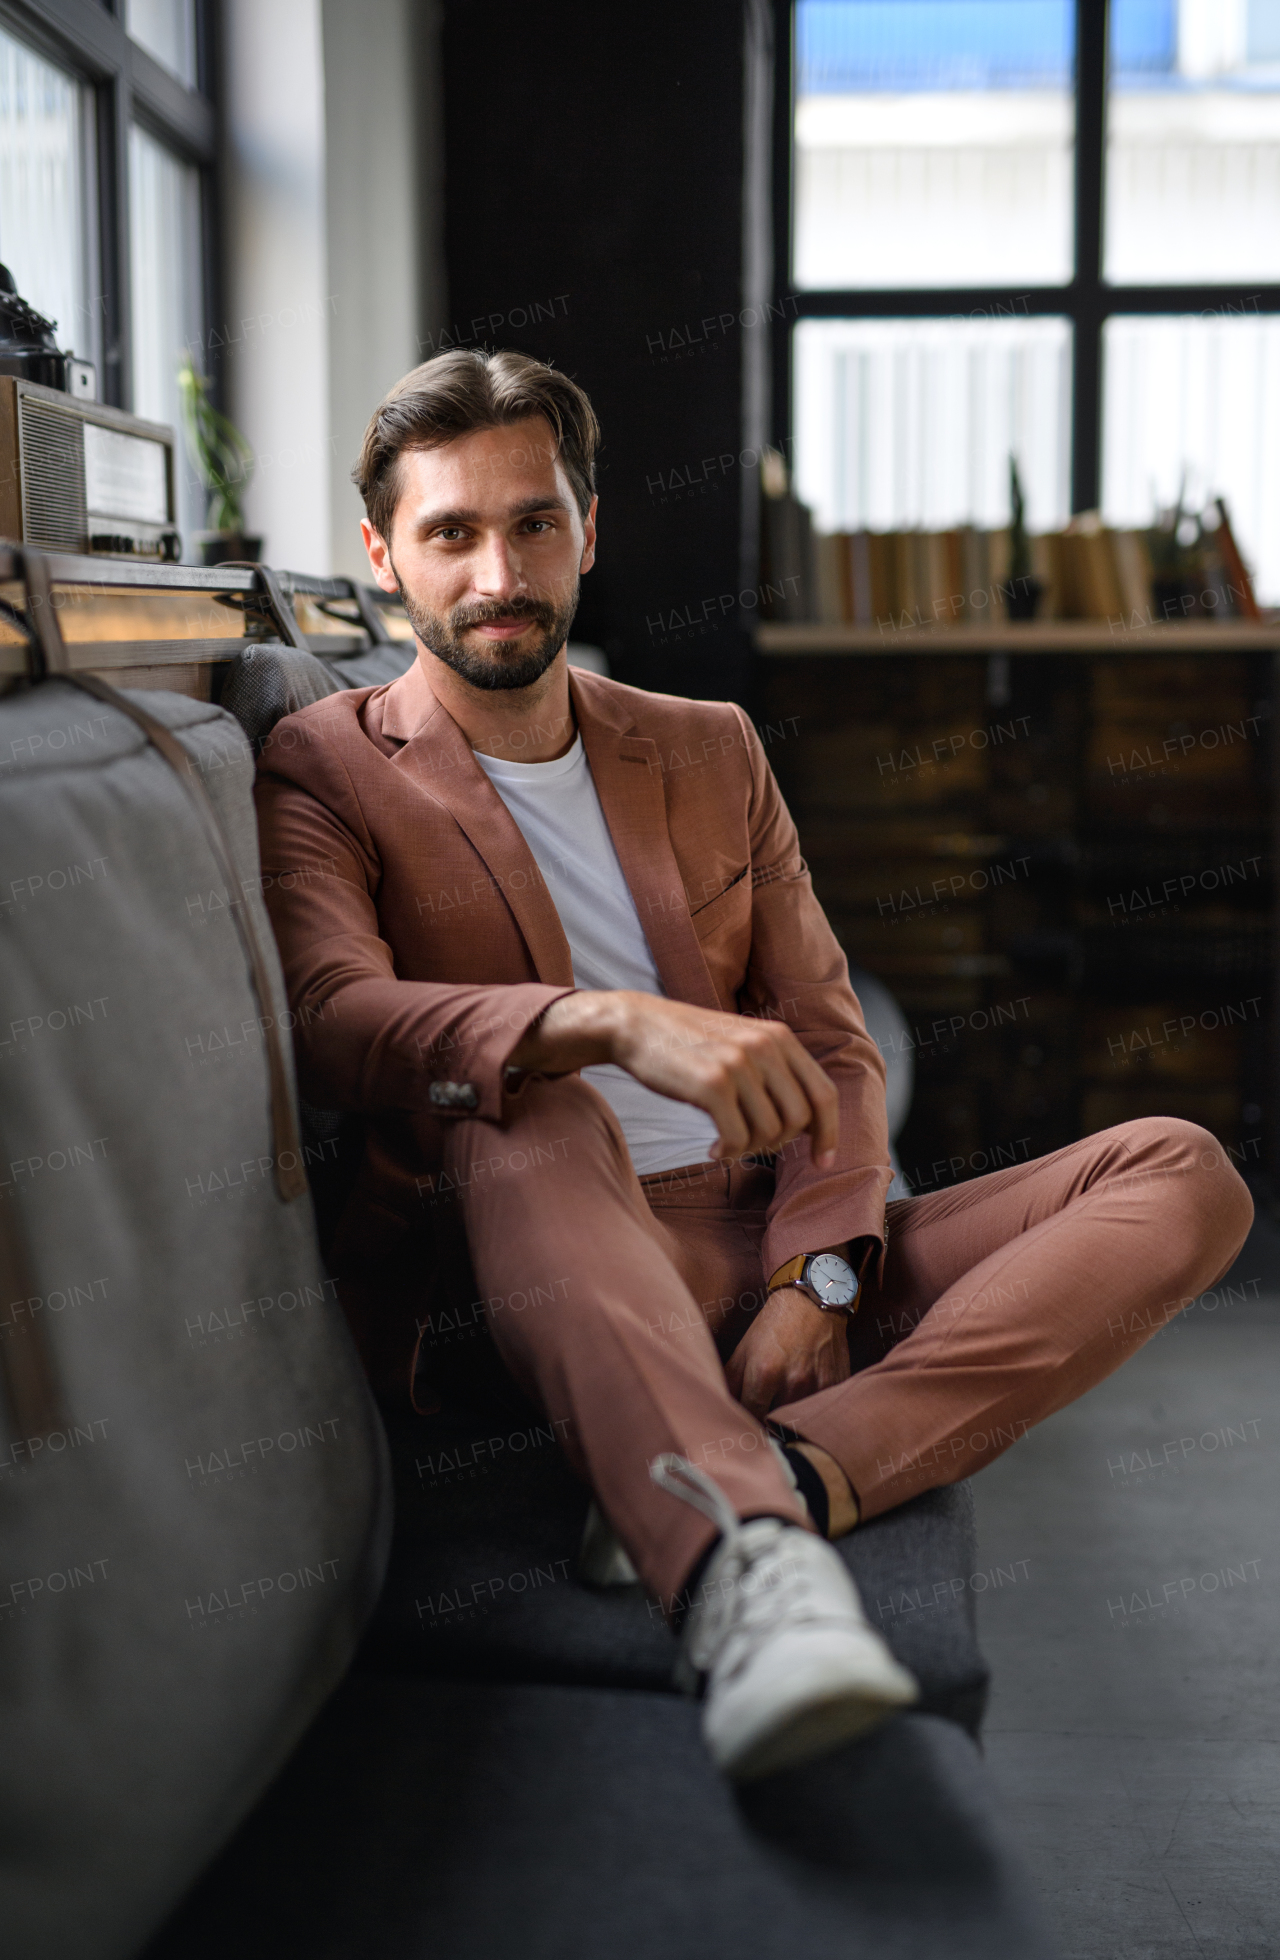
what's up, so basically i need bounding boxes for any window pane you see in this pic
[129,125,203,549]
[1106,0,1280,283]
[124,0,198,91]
[0,26,96,361]
[794,0,1077,290]
[794,314,1071,531]
[1102,313,1280,602]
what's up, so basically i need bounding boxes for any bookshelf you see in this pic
[753,624,1280,1201]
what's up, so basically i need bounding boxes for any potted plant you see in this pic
[1145,474,1205,622]
[178,355,261,566]
[1005,454,1043,620]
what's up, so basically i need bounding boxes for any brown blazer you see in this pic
[253,657,892,1396]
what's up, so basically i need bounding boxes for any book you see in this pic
[1111,530,1153,623]
[959,526,990,621]
[849,530,872,625]
[867,531,894,623]
[1213,498,1262,622]
[1060,515,1124,620]
[1031,531,1064,620]
[760,485,814,621]
[814,532,845,624]
[763,515,1252,627]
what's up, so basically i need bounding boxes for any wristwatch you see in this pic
[768,1251,859,1317]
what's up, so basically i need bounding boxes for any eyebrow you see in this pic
[414,494,571,530]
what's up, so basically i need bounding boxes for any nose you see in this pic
[472,531,528,603]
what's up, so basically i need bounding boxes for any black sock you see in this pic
[779,1443,830,1538]
[670,1537,719,1631]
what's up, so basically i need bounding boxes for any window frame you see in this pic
[0,0,215,413]
[770,0,1280,515]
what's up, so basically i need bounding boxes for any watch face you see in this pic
[807,1252,858,1309]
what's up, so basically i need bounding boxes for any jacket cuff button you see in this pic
[429,1081,479,1111]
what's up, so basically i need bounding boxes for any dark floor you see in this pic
[971,1214,1280,1960]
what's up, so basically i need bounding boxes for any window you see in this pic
[124,0,198,92]
[1101,311,1280,599]
[129,125,203,542]
[1107,0,1280,283]
[794,314,1071,530]
[0,4,213,554]
[0,25,98,366]
[794,0,1076,289]
[780,0,1280,598]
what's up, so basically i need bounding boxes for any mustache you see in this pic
[451,598,557,631]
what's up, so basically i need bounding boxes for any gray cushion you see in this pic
[0,679,391,1960]
[323,639,417,688]
[217,636,416,753]
[217,641,347,749]
[142,1677,1054,1960]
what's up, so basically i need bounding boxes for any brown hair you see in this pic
[353,348,601,542]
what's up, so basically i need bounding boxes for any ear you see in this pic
[579,495,598,576]
[361,519,400,595]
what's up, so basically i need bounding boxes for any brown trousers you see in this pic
[443,1075,1253,1607]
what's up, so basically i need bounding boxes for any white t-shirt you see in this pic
[474,736,720,1176]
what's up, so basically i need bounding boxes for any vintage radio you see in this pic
[0,376,179,562]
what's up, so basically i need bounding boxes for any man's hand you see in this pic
[508,990,839,1167]
[724,1285,851,1418]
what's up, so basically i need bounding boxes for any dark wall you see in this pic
[438,0,771,702]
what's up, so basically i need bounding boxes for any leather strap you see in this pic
[211,562,308,650]
[252,564,309,649]
[767,1253,808,1293]
[352,582,394,645]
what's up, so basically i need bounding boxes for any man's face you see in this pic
[362,415,597,692]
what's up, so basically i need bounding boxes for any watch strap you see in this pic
[767,1254,809,1293]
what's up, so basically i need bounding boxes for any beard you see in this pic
[390,562,580,692]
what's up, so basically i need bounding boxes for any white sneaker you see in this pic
[651,1454,918,1780]
[578,1441,805,1592]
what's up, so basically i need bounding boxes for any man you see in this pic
[255,349,1252,1781]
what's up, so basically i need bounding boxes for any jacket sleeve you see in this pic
[253,735,571,1123]
[728,707,894,1281]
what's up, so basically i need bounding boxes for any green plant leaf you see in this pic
[177,354,255,535]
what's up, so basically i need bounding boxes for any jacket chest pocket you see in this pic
[690,865,752,946]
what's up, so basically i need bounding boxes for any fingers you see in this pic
[617,998,839,1167]
[737,1353,781,1419]
[703,1082,751,1162]
[723,1324,780,1417]
[730,1038,838,1164]
[725,1295,851,1423]
[730,1068,795,1155]
[746,1054,813,1151]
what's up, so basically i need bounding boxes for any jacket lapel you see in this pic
[572,672,721,1012]
[379,661,575,986]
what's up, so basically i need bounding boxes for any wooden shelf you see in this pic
[757,620,1280,656]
